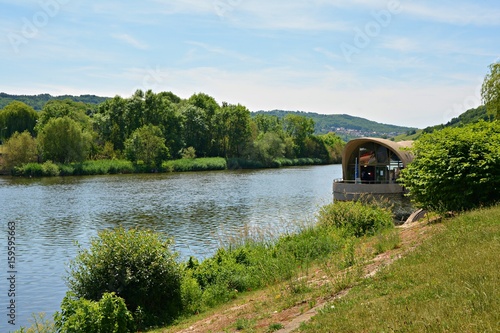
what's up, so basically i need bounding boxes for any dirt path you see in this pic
[158,218,442,333]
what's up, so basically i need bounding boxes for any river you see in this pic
[0,164,341,331]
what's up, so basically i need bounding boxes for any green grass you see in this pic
[299,206,500,333]
[13,159,135,177]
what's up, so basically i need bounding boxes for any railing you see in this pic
[334,178,399,185]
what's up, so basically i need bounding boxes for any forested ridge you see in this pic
[1,92,416,139]
[253,110,416,139]
[0,90,345,174]
[0,92,108,111]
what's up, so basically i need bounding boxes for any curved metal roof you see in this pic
[341,137,414,178]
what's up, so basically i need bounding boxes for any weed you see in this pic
[267,323,284,332]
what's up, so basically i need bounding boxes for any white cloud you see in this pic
[401,2,500,26]
[110,33,149,50]
[380,37,420,53]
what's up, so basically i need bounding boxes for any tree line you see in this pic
[0,90,344,173]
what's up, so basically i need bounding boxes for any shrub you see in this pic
[180,146,197,159]
[67,227,183,327]
[124,125,169,168]
[14,162,43,177]
[317,201,394,237]
[54,292,133,333]
[41,160,60,176]
[12,313,55,333]
[180,272,204,315]
[400,121,500,212]
[1,131,38,172]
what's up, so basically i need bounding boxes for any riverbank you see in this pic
[5,157,326,177]
[149,205,499,333]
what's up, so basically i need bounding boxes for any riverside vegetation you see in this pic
[0,91,344,177]
[14,202,500,333]
[15,200,395,333]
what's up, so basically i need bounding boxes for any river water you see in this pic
[0,164,341,331]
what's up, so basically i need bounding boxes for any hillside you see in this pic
[395,105,493,141]
[252,110,417,141]
[0,93,109,111]
[149,206,499,333]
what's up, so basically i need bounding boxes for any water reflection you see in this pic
[0,164,341,331]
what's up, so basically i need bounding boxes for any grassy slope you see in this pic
[301,206,500,332]
[151,206,499,333]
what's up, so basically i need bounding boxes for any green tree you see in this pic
[1,131,38,172]
[253,114,283,136]
[252,132,285,165]
[214,103,252,157]
[36,99,92,132]
[481,62,500,119]
[144,90,184,158]
[124,124,169,168]
[400,121,500,212]
[94,96,127,151]
[0,101,38,142]
[187,93,220,155]
[283,114,315,157]
[180,104,210,157]
[38,116,92,163]
[318,132,344,163]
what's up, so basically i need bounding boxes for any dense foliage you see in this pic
[0,91,345,175]
[54,292,133,333]
[2,131,38,170]
[38,116,92,163]
[67,227,183,327]
[400,121,500,212]
[482,62,500,119]
[0,92,107,111]
[0,101,38,143]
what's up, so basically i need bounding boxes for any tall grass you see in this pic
[299,205,500,332]
[162,157,227,172]
[179,201,393,316]
[227,157,325,169]
[13,159,134,177]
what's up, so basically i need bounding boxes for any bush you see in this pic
[54,292,133,333]
[1,131,38,172]
[226,157,265,169]
[317,201,394,237]
[14,162,43,177]
[400,121,500,212]
[124,125,169,168]
[41,160,60,176]
[67,227,183,327]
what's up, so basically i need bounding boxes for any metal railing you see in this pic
[333,178,399,185]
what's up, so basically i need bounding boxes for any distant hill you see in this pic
[252,110,417,141]
[394,105,494,141]
[0,93,109,111]
[1,93,420,142]
[423,105,492,132]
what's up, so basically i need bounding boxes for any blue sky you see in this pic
[1,0,499,128]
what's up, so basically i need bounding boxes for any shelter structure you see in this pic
[333,138,413,201]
